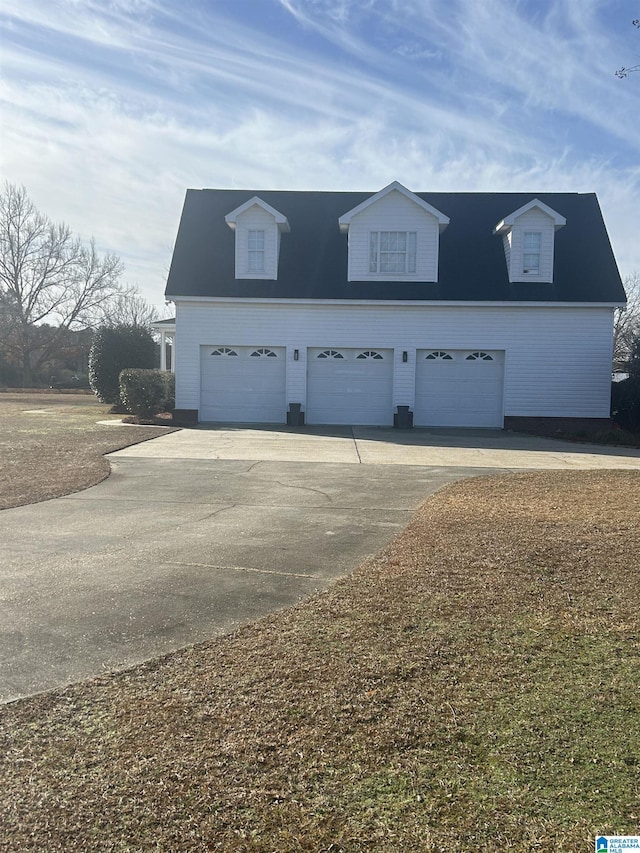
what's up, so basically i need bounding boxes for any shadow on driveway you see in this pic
[111,424,640,468]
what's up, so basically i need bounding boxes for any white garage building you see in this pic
[165,182,625,430]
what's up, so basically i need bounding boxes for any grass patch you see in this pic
[1,470,639,850]
[0,392,176,509]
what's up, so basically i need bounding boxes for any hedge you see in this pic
[119,369,174,418]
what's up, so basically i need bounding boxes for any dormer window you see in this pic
[339,181,449,283]
[523,232,541,274]
[369,231,417,274]
[225,196,289,280]
[248,229,265,272]
[494,199,566,284]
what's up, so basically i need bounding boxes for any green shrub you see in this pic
[88,326,156,404]
[119,369,167,417]
[163,372,175,412]
[611,377,640,433]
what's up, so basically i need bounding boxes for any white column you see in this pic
[160,330,167,371]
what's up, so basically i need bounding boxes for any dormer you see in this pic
[338,181,449,283]
[494,199,566,284]
[225,196,290,280]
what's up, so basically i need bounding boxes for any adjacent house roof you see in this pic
[165,189,625,304]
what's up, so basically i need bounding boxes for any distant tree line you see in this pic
[0,182,162,388]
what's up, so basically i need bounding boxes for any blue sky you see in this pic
[1,0,638,311]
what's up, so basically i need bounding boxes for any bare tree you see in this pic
[615,18,640,77]
[613,271,640,373]
[98,287,161,328]
[0,182,123,385]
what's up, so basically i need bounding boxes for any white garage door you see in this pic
[414,349,504,428]
[307,348,394,425]
[200,346,286,423]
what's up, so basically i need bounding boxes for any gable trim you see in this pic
[338,181,450,233]
[494,198,566,235]
[225,196,290,232]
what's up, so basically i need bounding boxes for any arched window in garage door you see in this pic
[250,348,278,357]
[356,350,384,360]
[465,351,494,361]
[424,351,453,360]
[317,350,344,359]
[210,347,238,356]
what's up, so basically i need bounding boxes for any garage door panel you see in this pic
[200,346,286,423]
[307,348,393,425]
[415,350,504,428]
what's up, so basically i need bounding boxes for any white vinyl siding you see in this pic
[347,190,440,282]
[174,301,614,422]
[502,233,512,271]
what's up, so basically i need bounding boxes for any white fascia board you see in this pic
[338,181,450,233]
[224,196,290,232]
[494,198,567,234]
[167,295,623,309]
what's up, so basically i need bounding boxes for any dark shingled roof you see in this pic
[165,189,625,304]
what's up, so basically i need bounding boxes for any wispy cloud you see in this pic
[1,0,637,308]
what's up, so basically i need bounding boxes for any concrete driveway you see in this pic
[113,424,640,469]
[2,426,639,703]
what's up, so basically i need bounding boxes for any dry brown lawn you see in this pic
[0,391,175,509]
[1,469,639,851]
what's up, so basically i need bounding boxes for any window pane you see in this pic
[247,230,264,272]
[523,232,540,273]
[380,253,405,273]
[370,231,417,275]
[248,230,265,272]
[369,232,378,273]
[523,232,541,250]
[248,251,264,271]
[248,230,264,250]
